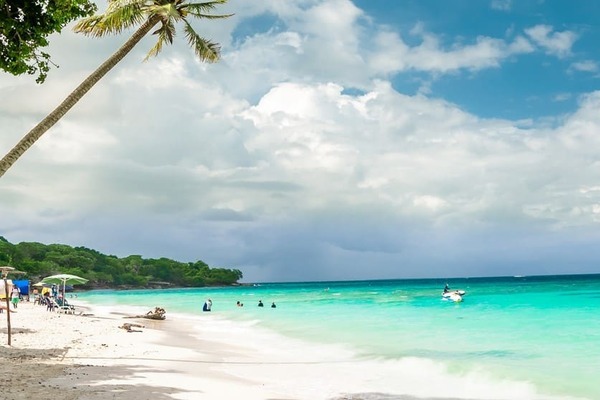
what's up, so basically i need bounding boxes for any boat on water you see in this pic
[442,290,465,302]
[441,284,466,302]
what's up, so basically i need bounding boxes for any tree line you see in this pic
[0,236,243,289]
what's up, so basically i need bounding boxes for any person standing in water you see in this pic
[203,299,212,312]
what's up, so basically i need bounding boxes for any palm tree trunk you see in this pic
[0,16,160,178]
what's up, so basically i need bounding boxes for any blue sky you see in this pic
[355,0,600,120]
[1,0,600,282]
[225,0,600,119]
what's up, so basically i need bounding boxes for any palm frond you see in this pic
[73,15,105,36]
[144,37,164,61]
[161,20,177,44]
[75,0,227,63]
[183,21,221,63]
[74,0,147,37]
[144,21,176,60]
[183,1,233,19]
[183,1,229,13]
[145,3,184,22]
[185,10,234,20]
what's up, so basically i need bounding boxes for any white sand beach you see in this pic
[0,300,403,400]
[1,300,565,400]
[0,300,284,400]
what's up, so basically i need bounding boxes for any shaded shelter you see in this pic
[41,274,88,298]
[12,280,29,296]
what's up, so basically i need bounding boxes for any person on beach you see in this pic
[44,292,54,311]
[258,300,264,307]
[271,302,276,308]
[203,299,212,312]
[11,285,20,309]
[11,294,19,309]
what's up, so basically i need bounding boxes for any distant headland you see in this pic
[0,236,243,289]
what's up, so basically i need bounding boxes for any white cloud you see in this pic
[369,27,534,75]
[1,0,600,281]
[4,70,600,278]
[413,195,449,212]
[569,60,599,73]
[553,93,571,102]
[525,25,578,58]
[236,81,600,232]
[491,0,512,11]
[219,0,539,98]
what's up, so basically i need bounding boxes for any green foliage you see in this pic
[0,237,14,264]
[73,0,229,62]
[0,0,97,83]
[0,238,243,288]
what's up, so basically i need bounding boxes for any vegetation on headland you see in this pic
[0,236,243,289]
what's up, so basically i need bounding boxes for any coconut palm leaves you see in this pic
[0,0,231,178]
[73,0,148,37]
[74,0,230,62]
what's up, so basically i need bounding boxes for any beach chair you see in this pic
[53,298,75,314]
[43,296,55,311]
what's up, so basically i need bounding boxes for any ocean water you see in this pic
[79,274,600,399]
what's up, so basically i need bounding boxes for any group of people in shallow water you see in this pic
[257,300,276,308]
[202,298,276,312]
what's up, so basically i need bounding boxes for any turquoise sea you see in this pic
[80,274,600,399]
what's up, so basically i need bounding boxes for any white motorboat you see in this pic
[442,290,464,303]
[442,289,465,302]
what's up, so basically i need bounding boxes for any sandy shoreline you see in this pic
[0,303,237,400]
[1,300,570,400]
[0,300,398,400]
[0,300,290,400]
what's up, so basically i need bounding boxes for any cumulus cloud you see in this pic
[525,25,578,58]
[218,0,542,97]
[3,76,600,279]
[1,0,599,281]
[238,81,600,231]
[370,29,534,74]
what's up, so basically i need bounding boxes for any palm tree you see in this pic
[0,0,231,178]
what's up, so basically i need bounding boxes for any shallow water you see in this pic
[80,274,600,399]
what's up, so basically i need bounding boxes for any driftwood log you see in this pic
[119,322,144,333]
[124,307,166,320]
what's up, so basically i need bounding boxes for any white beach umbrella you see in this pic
[41,274,88,297]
